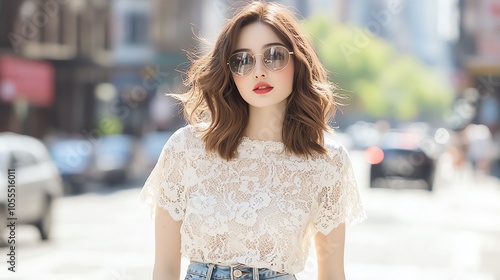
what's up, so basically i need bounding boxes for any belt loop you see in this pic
[230,265,234,280]
[253,267,259,280]
[205,263,215,280]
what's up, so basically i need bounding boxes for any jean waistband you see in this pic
[187,261,292,280]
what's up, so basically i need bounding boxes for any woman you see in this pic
[140,1,366,279]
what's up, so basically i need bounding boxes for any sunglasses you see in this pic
[227,45,294,77]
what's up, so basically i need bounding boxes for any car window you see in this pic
[12,150,38,168]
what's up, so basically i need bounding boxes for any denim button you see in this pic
[233,269,243,277]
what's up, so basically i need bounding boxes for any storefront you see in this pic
[0,55,54,138]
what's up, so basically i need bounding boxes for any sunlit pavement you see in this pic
[1,151,500,280]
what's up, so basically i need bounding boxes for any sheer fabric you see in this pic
[139,124,366,274]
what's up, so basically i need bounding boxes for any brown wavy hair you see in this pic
[172,1,339,161]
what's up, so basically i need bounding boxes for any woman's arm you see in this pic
[314,223,346,280]
[153,206,183,280]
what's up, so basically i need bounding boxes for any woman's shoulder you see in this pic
[166,122,207,147]
[314,134,353,175]
[324,134,347,152]
[323,133,350,161]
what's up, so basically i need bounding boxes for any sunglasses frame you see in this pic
[227,45,294,77]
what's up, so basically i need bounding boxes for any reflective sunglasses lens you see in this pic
[229,52,254,76]
[264,46,289,71]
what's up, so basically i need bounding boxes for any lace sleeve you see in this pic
[139,128,188,221]
[313,144,366,235]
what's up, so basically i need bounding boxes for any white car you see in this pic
[0,132,63,241]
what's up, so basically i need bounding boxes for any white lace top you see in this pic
[139,124,366,274]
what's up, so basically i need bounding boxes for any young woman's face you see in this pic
[231,22,294,110]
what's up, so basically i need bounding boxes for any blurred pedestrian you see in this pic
[464,124,494,183]
[140,2,366,280]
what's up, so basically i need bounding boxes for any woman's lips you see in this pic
[253,82,274,94]
[253,87,274,94]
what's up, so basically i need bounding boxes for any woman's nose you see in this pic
[253,56,267,79]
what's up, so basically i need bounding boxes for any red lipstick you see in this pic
[253,82,274,94]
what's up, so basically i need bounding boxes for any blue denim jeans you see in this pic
[184,261,297,280]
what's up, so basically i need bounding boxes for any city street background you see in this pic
[1,0,500,279]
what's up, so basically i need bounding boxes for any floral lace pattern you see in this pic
[139,124,366,274]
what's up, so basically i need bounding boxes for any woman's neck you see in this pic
[244,105,286,142]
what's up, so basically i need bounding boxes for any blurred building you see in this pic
[148,0,209,132]
[107,0,155,136]
[0,0,112,139]
[458,0,500,133]
[454,0,500,178]
[0,0,56,138]
[0,0,213,139]
[340,0,457,72]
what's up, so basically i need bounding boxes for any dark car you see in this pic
[0,133,63,241]
[366,130,441,191]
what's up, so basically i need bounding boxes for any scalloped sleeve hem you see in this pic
[312,144,367,236]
